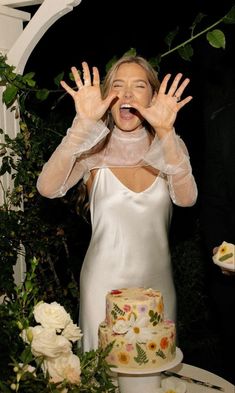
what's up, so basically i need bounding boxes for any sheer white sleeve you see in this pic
[144,129,198,207]
[36,117,109,198]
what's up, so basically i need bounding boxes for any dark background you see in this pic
[23,0,233,78]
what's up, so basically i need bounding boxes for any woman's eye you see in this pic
[113,84,123,88]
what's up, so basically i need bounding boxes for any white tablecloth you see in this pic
[166,362,235,393]
[115,362,234,393]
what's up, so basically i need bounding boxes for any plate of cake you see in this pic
[212,241,235,271]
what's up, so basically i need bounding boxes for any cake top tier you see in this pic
[107,287,162,302]
[105,287,164,328]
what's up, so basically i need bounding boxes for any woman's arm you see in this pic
[37,117,109,198]
[144,129,197,206]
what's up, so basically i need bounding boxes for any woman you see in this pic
[37,55,198,351]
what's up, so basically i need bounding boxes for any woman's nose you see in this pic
[123,88,133,98]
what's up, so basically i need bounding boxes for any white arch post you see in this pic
[0,0,82,285]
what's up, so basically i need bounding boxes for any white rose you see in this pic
[62,321,83,343]
[20,325,43,344]
[43,352,81,384]
[33,302,71,331]
[31,327,71,358]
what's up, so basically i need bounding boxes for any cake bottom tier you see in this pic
[98,320,176,370]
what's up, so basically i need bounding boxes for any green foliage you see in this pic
[0,53,82,317]
[207,29,225,48]
[78,343,116,392]
[105,5,235,71]
[0,259,116,392]
[160,5,235,66]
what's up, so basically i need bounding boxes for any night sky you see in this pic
[23,0,234,82]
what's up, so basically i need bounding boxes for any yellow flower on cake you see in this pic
[117,351,130,364]
[147,341,157,350]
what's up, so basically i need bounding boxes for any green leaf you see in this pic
[2,84,18,107]
[148,54,161,71]
[54,72,64,87]
[20,345,34,364]
[192,12,206,27]
[164,27,179,48]
[207,29,225,49]
[23,72,36,87]
[178,44,194,61]
[36,88,50,101]
[105,56,118,73]
[122,47,137,57]
[190,12,206,35]
[223,5,235,24]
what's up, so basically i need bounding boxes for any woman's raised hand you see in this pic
[60,62,117,122]
[132,73,192,138]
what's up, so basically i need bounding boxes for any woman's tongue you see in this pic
[120,108,136,120]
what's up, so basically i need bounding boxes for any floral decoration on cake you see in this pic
[98,287,176,369]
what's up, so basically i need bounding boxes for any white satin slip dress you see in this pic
[79,167,176,351]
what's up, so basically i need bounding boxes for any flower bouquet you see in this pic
[0,258,116,392]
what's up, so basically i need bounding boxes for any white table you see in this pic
[164,362,235,393]
[115,362,234,393]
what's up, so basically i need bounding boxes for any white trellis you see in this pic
[0,0,82,285]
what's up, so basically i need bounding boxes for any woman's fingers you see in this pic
[71,66,83,89]
[92,66,100,86]
[173,77,190,101]
[167,73,183,97]
[158,73,191,103]
[82,61,91,86]
[60,80,76,97]
[61,63,100,95]
[158,74,171,95]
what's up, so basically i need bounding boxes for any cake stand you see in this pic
[111,347,183,393]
